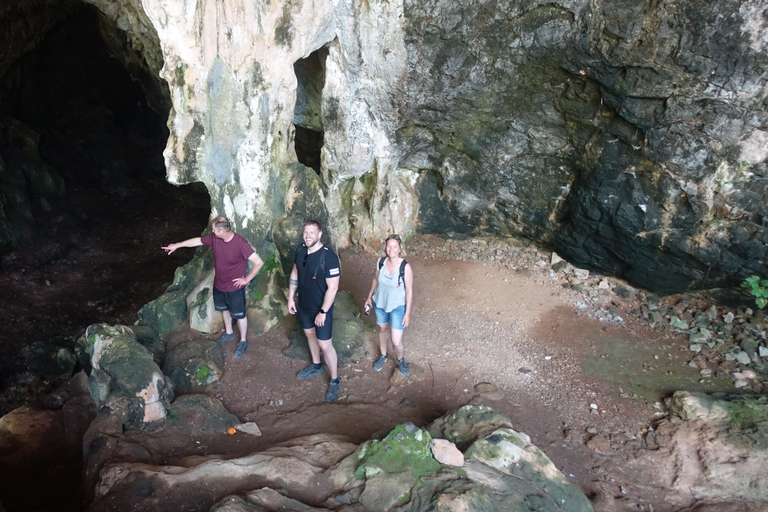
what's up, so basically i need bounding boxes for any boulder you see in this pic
[139,250,214,336]
[187,270,221,334]
[163,338,224,395]
[75,324,172,428]
[283,290,366,364]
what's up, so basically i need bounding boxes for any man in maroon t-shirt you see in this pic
[162,216,263,358]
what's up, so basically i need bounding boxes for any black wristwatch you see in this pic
[319,309,327,314]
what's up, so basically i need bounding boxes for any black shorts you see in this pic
[213,287,246,319]
[298,306,333,341]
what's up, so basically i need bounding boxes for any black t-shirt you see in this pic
[294,244,341,315]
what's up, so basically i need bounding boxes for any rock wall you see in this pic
[4,0,766,295]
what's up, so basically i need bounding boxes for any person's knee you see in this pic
[378,324,390,333]
[318,338,334,351]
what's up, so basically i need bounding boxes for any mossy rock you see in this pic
[167,394,239,434]
[138,289,189,336]
[139,250,215,336]
[282,291,365,364]
[355,423,442,481]
[163,338,224,395]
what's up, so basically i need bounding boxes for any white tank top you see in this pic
[372,259,407,313]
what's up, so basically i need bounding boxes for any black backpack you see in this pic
[378,257,407,288]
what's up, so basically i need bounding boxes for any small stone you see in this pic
[234,422,262,436]
[586,435,613,455]
[707,305,718,321]
[760,346,768,358]
[735,351,752,365]
[700,369,712,376]
[574,269,590,280]
[689,344,702,353]
[598,279,610,290]
[742,369,757,379]
[590,403,598,410]
[741,337,758,356]
[724,312,735,324]
[670,316,689,330]
[431,439,464,466]
[734,379,749,388]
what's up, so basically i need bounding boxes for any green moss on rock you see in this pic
[355,423,442,481]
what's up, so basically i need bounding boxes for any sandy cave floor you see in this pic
[0,217,750,511]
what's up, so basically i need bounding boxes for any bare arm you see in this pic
[162,237,203,255]
[232,252,264,289]
[287,264,298,314]
[403,262,414,328]
[315,276,340,327]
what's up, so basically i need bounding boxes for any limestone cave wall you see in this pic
[3,0,768,295]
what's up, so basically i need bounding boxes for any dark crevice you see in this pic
[293,47,328,174]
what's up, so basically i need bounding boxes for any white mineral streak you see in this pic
[136,0,411,242]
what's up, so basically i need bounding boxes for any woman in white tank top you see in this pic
[364,234,414,376]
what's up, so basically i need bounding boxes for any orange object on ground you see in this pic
[227,427,236,435]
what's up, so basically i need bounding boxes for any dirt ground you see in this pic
[0,210,742,511]
[162,241,736,512]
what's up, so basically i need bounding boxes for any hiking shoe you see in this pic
[234,341,248,358]
[297,364,324,379]
[397,358,410,377]
[326,378,340,402]
[217,332,236,345]
[373,355,388,371]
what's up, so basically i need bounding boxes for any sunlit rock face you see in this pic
[19,0,766,295]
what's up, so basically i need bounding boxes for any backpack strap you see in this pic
[378,257,385,270]
[312,247,327,280]
[398,260,407,288]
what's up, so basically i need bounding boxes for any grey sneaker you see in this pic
[373,355,388,371]
[234,341,248,358]
[326,378,340,402]
[397,358,410,377]
[217,332,236,345]
[297,364,325,379]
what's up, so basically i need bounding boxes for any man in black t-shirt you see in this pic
[287,220,342,402]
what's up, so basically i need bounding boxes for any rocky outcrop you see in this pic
[618,391,768,509]
[83,405,593,511]
[106,0,765,297]
[2,0,767,294]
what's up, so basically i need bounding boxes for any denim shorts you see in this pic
[213,287,246,319]
[298,306,334,341]
[374,303,406,330]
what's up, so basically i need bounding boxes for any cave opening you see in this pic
[293,47,329,175]
[0,3,210,413]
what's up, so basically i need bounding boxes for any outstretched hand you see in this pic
[161,244,178,255]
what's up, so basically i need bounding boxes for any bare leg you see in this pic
[378,324,390,357]
[222,310,234,334]
[318,338,338,379]
[237,317,248,341]
[390,328,405,360]
[303,328,322,365]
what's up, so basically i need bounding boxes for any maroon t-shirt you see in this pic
[200,232,255,292]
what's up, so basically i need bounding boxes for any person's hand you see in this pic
[403,311,411,328]
[232,277,248,289]
[315,312,326,327]
[161,244,178,255]
[288,298,297,315]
